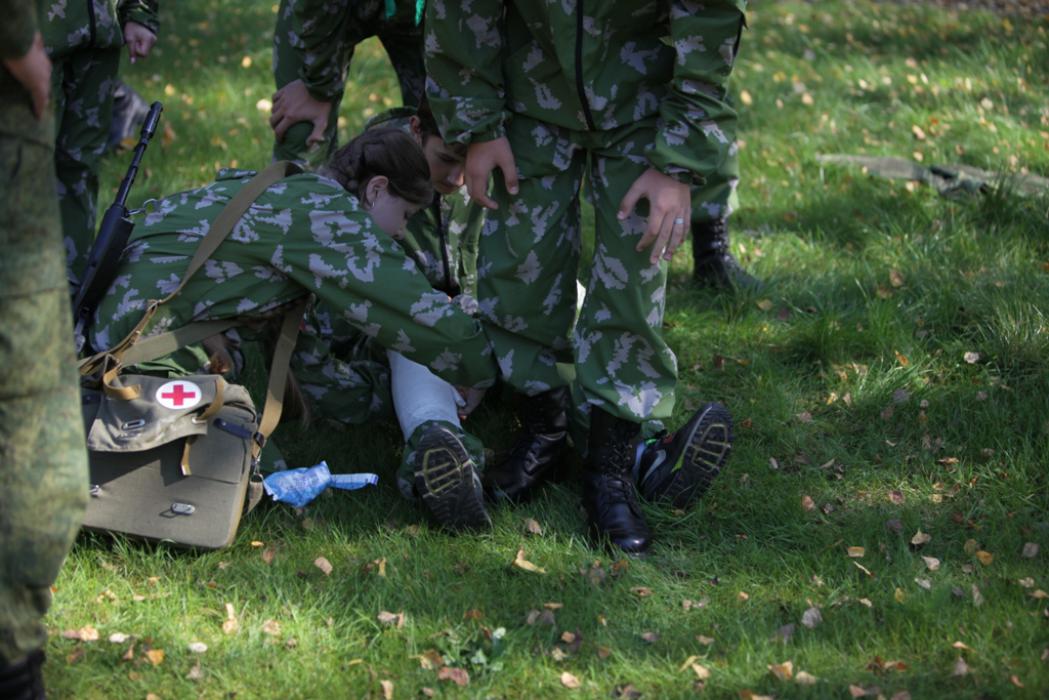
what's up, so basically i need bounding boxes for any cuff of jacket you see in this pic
[121,7,160,35]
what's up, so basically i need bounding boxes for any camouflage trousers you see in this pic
[271,0,425,163]
[293,310,485,494]
[0,135,88,664]
[479,114,679,423]
[51,47,122,286]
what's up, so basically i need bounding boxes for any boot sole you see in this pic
[651,403,733,509]
[415,427,492,531]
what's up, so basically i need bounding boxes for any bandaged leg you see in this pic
[388,349,464,439]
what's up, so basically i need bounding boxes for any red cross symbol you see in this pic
[155,380,203,410]
[161,384,197,406]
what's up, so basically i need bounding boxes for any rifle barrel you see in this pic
[114,102,163,206]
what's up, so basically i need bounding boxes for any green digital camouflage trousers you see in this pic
[478,114,679,423]
[0,133,88,665]
[272,0,425,163]
[51,47,122,285]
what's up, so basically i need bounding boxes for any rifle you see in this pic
[72,101,163,354]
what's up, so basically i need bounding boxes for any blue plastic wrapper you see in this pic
[263,461,378,508]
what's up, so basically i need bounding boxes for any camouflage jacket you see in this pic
[90,170,496,389]
[0,0,52,146]
[41,0,159,54]
[366,107,484,300]
[291,0,419,102]
[424,0,746,186]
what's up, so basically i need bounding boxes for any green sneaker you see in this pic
[415,424,492,530]
[634,402,733,509]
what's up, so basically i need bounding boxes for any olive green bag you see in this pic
[78,162,304,549]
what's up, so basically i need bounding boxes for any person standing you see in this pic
[0,2,89,696]
[425,0,739,553]
[269,0,425,164]
[41,0,159,287]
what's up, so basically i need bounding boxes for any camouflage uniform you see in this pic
[291,110,488,490]
[40,0,159,285]
[425,0,746,423]
[89,169,496,395]
[272,0,425,163]
[0,0,89,667]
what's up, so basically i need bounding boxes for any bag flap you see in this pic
[84,374,256,453]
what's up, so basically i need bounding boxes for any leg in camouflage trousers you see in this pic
[51,47,122,285]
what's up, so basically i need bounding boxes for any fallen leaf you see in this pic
[262,547,276,565]
[613,683,642,699]
[971,584,984,607]
[437,666,470,687]
[895,587,906,603]
[952,657,969,676]
[380,680,394,700]
[1030,589,1049,600]
[910,530,931,546]
[222,603,238,635]
[737,591,750,602]
[524,518,543,536]
[75,625,99,642]
[1022,542,1039,558]
[891,692,911,700]
[631,586,653,598]
[250,540,264,548]
[801,495,816,511]
[1018,577,1035,588]
[691,662,711,680]
[261,619,281,636]
[255,98,272,113]
[975,550,993,566]
[768,660,794,680]
[108,633,129,644]
[187,660,203,681]
[889,490,904,504]
[1010,675,1024,688]
[801,607,822,629]
[795,671,818,685]
[895,350,910,367]
[377,611,405,628]
[963,539,979,555]
[849,685,867,698]
[756,299,774,311]
[512,549,546,574]
[145,648,165,666]
[952,641,972,651]
[314,556,333,575]
[922,556,940,571]
[890,269,905,287]
[696,635,715,645]
[560,672,581,689]
[847,546,866,558]
[640,631,660,643]
[121,643,136,661]
[915,578,932,590]
[853,561,874,577]
[963,351,980,364]
[911,125,927,140]
[858,598,873,608]
[187,642,207,653]
[796,411,813,423]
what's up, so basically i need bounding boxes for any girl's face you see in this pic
[362,176,421,240]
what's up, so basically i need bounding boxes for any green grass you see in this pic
[50,1,1049,697]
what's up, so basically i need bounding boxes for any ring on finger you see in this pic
[673,217,685,226]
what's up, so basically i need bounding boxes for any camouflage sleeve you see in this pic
[648,0,746,186]
[294,0,350,102]
[119,0,160,34]
[423,0,508,145]
[0,0,38,59]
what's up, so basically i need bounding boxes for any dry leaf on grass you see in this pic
[437,666,469,687]
[922,556,940,571]
[801,607,822,629]
[108,633,129,644]
[380,679,394,700]
[187,661,203,681]
[801,495,816,511]
[847,546,866,558]
[144,648,165,666]
[222,603,238,635]
[795,670,818,685]
[524,518,543,536]
[261,620,281,636]
[631,586,653,597]
[975,551,994,566]
[512,548,546,574]
[952,657,969,676]
[314,556,333,576]
[853,561,874,577]
[1022,542,1039,558]
[560,672,581,689]
[768,660,794,680]
[910,530,931,546]
[377,611,405,628]
[187,642,207,653]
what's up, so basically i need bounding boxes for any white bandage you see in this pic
[388,350,463,441]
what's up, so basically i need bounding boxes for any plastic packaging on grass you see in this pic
[263,461,378,508]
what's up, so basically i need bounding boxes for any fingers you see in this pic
[497,150,519,197]
[618,178,643,222]
[664,205,690,260]
[31,85,48,121]
[466,167,498,210]
[306,115,328,147]
[273,116,293,142]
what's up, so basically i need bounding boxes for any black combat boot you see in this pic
[582,408,652,555]
[635,402,733,509]
[484,387,570,503]
[414,423,491,531]
[692,218,761,291]
[0,649,46,700]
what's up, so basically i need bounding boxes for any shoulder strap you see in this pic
[80,161,303,375]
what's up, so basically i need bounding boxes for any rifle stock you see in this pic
[73,101,163,353]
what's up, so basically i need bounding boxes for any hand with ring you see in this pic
[617,168,692,264]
